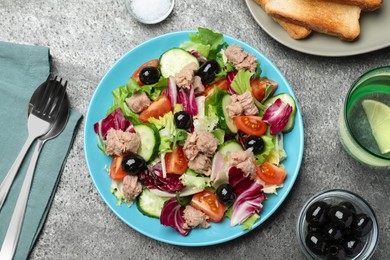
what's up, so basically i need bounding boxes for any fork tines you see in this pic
[33,77,67,120]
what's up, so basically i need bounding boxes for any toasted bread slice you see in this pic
[326,0,382,11]
[254,0,312,39]
[265,0,361,41]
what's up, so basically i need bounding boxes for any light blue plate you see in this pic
[84,31,304,246]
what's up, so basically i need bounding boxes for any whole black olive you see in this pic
[216,183,236,205]
[338,201,357,215]
[174,111,192,130]
[197,60,220,84]
[139,66,160,85]
[305,232,328,255]
[322,223,344,242]
[121,154,147,175]
[307,225,321,233]
[351,213,373,237]
[328,205,353,229]
[306,201,330,227]
[326,244,347,260]
[244,136,265,154]
[343,235,364,256]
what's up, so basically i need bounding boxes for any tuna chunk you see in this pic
[122,175,142,201]
[225,44,257,72]
[188,154,212,176]
[174,62,198,89]
[229,150,257,179]
[104,128,140,156]
[193,75,205,95]
[183,130,218,160]
[125,92,151,113]
[227,91,259,118]
[183,205,210,229]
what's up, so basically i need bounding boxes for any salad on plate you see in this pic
[93,28,297,236]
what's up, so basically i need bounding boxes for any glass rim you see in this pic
[343,65,390,161]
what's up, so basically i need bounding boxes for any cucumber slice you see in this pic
[264,93,297,133]
[217,94,238,134]
[134,123,160,162]
[159,48,199,78]
[137,189,169,218]
[218,140,243,156]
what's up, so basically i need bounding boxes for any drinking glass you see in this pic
[338,66,390,167]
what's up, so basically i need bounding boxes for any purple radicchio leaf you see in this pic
[93,108,135,140]
[227,71,238,95]
[163,77,178,110]
[160,198,190,236]
[228,167,265,226]
[262,98,292,135]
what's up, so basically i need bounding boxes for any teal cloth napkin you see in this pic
[0,41,82,259]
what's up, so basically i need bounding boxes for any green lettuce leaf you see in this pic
[214,52,235,82]
[173,129,188,148]
[194,104,219,132]
[230,70,253,95]
[180,169,212,190]
[204,86,228,115]
[180,41,210,58]
[148,111,176,135]
[242,213,260,230]
[254,134,275,165]
[211,128,225,144]
[159,135,172,155]
[126,77,168,101]
[189,27,226,59]
[107,102,141,125]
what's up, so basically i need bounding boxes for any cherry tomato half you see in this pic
[233,116,268,136]
[256,162,287,185]
[110,155,128,181]
[165,145,188,175]
[251,78,277,102]
[203,79,229,97]
[139,94,171,123]
[190,190,225,222]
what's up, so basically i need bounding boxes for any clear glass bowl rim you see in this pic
[296,189,379,260]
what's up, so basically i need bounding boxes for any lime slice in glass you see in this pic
[362,99,390,154]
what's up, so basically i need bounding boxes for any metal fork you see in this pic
[0,78,68,260]
[0,78,66,210]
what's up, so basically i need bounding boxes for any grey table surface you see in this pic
[1,0,390,259]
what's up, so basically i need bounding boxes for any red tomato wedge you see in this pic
[256,162,287,185]
[251,78,277,102]
[165,145,188,175]
[139,94,171,123]
[233,116,268,136]
[132,59,159,86]
[190,190,225,222]
[203,79,229,97]
[110,155,128,181]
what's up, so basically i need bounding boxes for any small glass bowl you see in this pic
[296,189,379,260]
[125,0,175,24]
